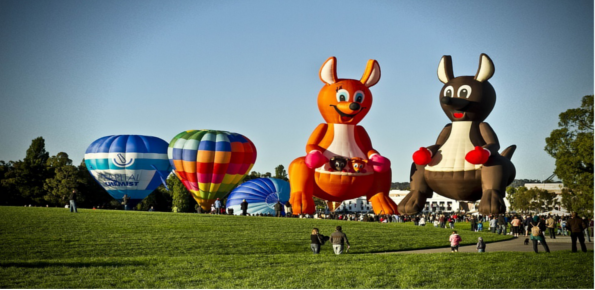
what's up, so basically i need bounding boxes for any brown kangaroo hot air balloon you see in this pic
[399,54,516,215]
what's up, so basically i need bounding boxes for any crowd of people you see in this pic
[200,199,594,247]
[51,193,592,255]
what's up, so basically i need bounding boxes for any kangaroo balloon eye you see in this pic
[336,89,350,102]
[458,85,472,98]
[444,86,454,98]
[354,91,365,103]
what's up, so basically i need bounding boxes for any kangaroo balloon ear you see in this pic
[319,57,338,85]
[474,53,495,82]
[438,55,454,84]
[360,59,381,87]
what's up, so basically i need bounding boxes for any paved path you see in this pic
[385,236,594,254]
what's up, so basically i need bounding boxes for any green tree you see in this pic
[506,187,530,213]
[545,95,594,216]
[506,186,560,213]
[2,137,51,205]
[273,165,288,181]
[43,152,77,206]
[76,159,113,208]
[313,197,327,210]
[0,161,22,205]
[166,174,194,212]
[46,152,71,168]
[137,185,172,211]
[243,171,261,182]
[390,182,410,190]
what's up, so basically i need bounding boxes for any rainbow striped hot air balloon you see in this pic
[168,130,257,211]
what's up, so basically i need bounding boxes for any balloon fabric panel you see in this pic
[226,178,289,215]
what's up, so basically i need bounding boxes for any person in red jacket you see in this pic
[449,231,462,252]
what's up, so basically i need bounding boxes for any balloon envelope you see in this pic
[168,130,257,211]
[85,135,171,207]
[226,178,289,215]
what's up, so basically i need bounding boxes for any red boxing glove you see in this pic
[412,147,432,165]
[305,150,328,169]
[369,154,390,173]
[465,146,490,164]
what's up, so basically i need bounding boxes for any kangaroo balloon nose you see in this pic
[349,102,361,110]
[441,97,451,105]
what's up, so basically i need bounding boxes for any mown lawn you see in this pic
[0,207,592,288]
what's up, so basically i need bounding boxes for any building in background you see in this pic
[524,183,568,215]
[326,184,567,215]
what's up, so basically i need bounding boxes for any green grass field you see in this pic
[0,207,592,288]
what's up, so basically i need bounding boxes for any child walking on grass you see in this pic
[477,237,486,252]
[449,231,462,252]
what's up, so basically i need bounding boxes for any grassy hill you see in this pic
[0,207,592,288]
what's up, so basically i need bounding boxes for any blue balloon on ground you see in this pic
[226,178,290,215]
[84,135,171,208]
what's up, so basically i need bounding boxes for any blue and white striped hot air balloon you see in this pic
[85,135,171,208]
[226,178,290,215]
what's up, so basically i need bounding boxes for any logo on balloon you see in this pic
[113,153,134,167]
[265,192,279,209]
[98,173,140,187]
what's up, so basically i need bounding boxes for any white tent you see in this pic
[538,210,569,216]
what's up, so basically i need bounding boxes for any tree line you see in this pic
[507,95,593,217]
[0,137,111,208]
[0,137,290,212]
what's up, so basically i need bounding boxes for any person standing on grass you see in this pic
[122,194,130,210]
[490,216,497,233]
[524,215,533,236]
[284,201,292,217]
[274,201,283,217]
[530,215,550,253]
[330,226,350,255]
[310,228,325,254]
[449,231,462,252]
[511,216,521,237]
[568,212,587,252]
[214,198,222,215]
[560,218,568,236]
[419,216,426,226]
[448,216,455,229]
[476,237,486,253]
[546,215,556,239]
[69,189,78,213]
[240,199,248,216]
[470,216,477,232]
[498,214,506,235]
[581,216,591,243]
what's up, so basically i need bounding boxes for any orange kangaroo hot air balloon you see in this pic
[288,57,398,215]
